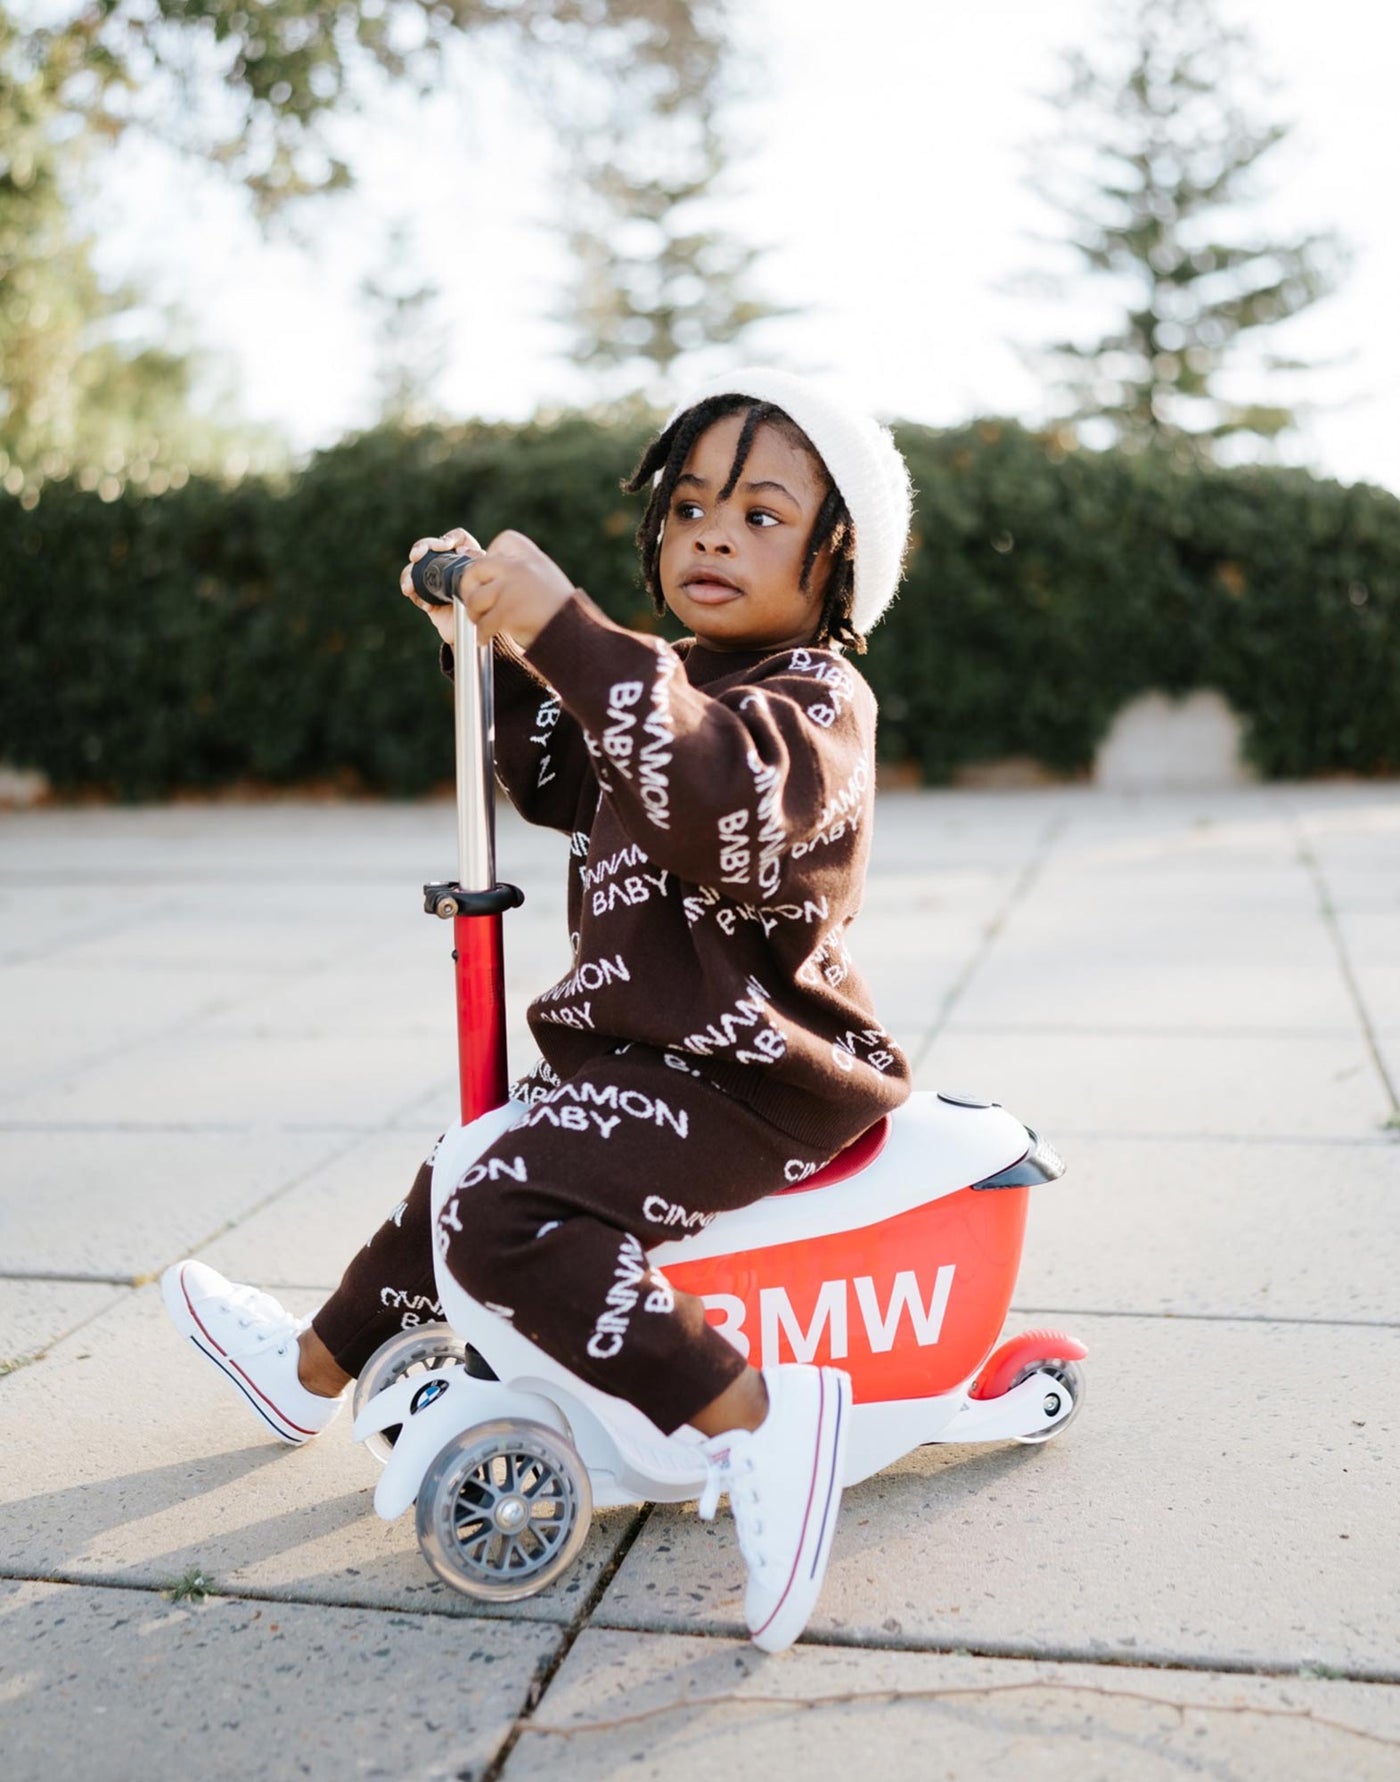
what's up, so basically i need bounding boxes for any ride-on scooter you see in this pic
[352,554,1086,1603]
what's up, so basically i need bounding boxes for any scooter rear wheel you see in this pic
[416,1419,593,1602]
[1012,1359,1086,1444]
[354,1323,470,1462]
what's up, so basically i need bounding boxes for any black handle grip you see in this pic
[411,549,476,608]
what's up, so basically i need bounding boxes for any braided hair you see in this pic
[621,393,865,653]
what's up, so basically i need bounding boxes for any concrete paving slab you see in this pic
[1,1577,559,1782]
[0,884,176,967]
[950,901,1358,1033]
[46,896,414,974]
[0,1128,346,1279]
[0,1279,127,1368]
[4,1027,444,1128]
[1046,796,1302,874]
[503,1629,1400,1782]
[0,961,289,1095]
[871,792,1069,873]
[0,1286,640,1625]
[594,1313,1400,1673]
[1012,1135,1400,1322]
[918,1028,1394,1140]
[200,1129,441,1289]
[0,798,569,884]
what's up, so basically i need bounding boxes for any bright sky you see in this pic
[86,0,1400,493]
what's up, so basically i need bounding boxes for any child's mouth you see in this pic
[681,578,744,604]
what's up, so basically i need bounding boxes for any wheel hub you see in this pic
[494,1494,528,1533]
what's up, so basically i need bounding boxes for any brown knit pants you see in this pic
[312,1048,831,1433]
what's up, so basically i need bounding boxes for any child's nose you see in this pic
[695,520,736,553]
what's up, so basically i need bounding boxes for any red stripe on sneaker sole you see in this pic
[176,1266,319,1439]
[752,1371,830,1642]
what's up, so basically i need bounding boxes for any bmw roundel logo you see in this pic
[410,1378,450,1414]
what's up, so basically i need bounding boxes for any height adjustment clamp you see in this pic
[423,882,526,920]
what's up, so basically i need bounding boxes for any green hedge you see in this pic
[2,413,1397,797]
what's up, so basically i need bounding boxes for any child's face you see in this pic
[658,413,834,652]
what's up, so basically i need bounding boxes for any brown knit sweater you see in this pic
[451,591,911,1154]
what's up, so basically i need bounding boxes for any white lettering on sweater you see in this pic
[682,882,829,936]
[749,751,785,896]
[529,693,562,788]
[830,1026,902,1076]
[592,870,669,916]
[581,842,646,889]
[790,756,871,859]
[537,1000,594,1030]
[637,651,676,830]
[678,975,786,1065]
[540,954,631,1000]
[797,930,851,990]
[787,648,858,730]
[603,679,644,770]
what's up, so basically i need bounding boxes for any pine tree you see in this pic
[552,113,791,401]
[359,222,452,429]
[1022,0,1346,459]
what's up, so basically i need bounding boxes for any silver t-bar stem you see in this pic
[453,597,496,892]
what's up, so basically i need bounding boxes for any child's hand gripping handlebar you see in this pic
[410,549,477,609]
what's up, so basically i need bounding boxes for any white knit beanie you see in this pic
[664,366,914,636]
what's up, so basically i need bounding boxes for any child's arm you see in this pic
[522,596,871,897]
[444,636,599,835]
[427,527,873,892]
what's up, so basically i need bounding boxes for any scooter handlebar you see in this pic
[411,549,477,608]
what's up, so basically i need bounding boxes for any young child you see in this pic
[162,366,914,1652]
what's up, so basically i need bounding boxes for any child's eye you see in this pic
[674,500,703,521]
[748,510,779,528]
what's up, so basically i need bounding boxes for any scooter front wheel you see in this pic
[416,1418,593,1602]
[1012,1358,1086,1445]
[354,1323,470,1462]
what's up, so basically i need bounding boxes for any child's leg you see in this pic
[306,1062,559,1382]
[436,1050,830,1435]
[308,1147,444,1381]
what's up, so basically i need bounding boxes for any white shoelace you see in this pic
[214,1283,304,1362]
[698,1438,770,1580]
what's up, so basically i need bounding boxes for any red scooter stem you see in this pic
[453,911,509,1123]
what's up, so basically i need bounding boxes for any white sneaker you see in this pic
[161,1260,345,1446]
[698,1364,851,1653]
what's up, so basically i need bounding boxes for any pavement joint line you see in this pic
[10,1273,1393,1337]
[909,810,1069,1077]
[0,1120,413,1134]
[146,1076,464,1285]
[0,1278,134,1380]
[10,1566,1398,1691]
[477,1504,658,1782]
[1294,823,1400,1119]
[946,1023,1371,1038]
[1006,1303,1400,1331]
[1047,1127,1400,1148]
[0,937,418,1104]
[0,1269,140,1287]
